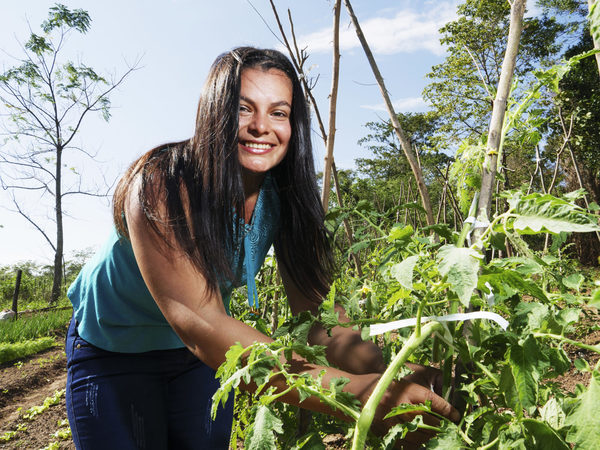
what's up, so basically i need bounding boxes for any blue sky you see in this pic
[0,0,461,264]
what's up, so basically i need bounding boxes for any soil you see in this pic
[1,323,598,449]
[0,345,73,449]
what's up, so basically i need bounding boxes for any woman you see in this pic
[66,47,458,449]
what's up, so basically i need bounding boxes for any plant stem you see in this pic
[300,385,360,420]
[474,361,499,386]
[533,332,600,354]
[353,209,385,236]
[351,321,443,450]
[478,436,500,450]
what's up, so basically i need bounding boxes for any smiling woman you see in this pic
[63,46,457,450]
[238,67,293,217]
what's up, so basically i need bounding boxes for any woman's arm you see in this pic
[126,187,458,445]
[279,267,444,392]
[276,260,386,374]
[125,184,373,420]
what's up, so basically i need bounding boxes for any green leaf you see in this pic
[292,432,325,449]
[481,270,549,303]
[588,289,600,308]
[565,374,600,448]
[589,1,600,45]
[272,311,315,343]
[349,240,371,253]
[437,245,483,307]
[522,419,569,450]
[490,231,507,251]
[288,343,329,367]
[387,224,414,242]
[421,224,454,242]
[501,337,542,416]
[355,199,372,212]
[384,403,432,420]
[508,192,600,235]
[245,404,283,450]
[390,255,419,290]
[539,397,566,430]
[562,273,584,291]
[512,302,550,334]
[424,421,464,449]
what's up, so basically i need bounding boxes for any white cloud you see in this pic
[296,2,458,56]
[361,96,427,112]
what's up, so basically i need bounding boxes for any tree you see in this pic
[344,0,436,226]
[475,0,527,236]
[423,0,573,147]
[546,30,600,263]
[0,4,137,303]
[356,112,453,227]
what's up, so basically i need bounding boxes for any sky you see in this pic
[0,0,462,265]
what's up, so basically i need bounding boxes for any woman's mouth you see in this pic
[240,141,274,154]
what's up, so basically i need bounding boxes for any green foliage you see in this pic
[222,185,600,448]
[503,190,600,234]
[564,374,600,448]
[423,0,573,146]
[0,4,134,304]
[0,337,56,364]
[0,308,72,344]
[22,389,65,420]
[589,1,600,44]
[244,404,284,450]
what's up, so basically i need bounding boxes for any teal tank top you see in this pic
[67,174,280,353]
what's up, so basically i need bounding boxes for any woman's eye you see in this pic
[272,110,288,118]
[239,105,251,113]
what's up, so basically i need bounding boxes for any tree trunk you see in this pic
[343,0,435,226]
[475,0,527,237]
[51,146,63,304]
[321,0,341,212]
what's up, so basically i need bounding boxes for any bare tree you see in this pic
[320,0,342,212]
[0,4,138,303]
[343,0,435,226]
[474,0,527,238]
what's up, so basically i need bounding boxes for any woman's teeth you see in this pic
[244,142,271,150]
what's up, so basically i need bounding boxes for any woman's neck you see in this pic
[242,170,266,224]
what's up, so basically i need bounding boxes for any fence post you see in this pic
[11,269,22,319]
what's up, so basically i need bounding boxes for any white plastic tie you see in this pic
[369,311,509,336]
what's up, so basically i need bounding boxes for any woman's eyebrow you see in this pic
[240,95,291,108]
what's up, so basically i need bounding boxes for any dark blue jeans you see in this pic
[65,319,234,449]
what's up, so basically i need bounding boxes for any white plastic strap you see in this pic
[369,311,509,336]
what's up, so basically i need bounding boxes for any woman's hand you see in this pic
[348,372,459,449]
[402,362,445,397]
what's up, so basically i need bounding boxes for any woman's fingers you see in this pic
[368,379,460,447]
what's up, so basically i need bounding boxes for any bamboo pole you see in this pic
[474,0,527,240]
[343,0,435,226]
[321,0,342,212]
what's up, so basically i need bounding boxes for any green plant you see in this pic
[0,338,56,364]
[219,186,600,448]
[0,309,71,344]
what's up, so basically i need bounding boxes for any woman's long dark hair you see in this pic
[113,47,334,303]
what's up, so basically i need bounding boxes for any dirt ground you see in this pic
[0,345,73,449]
[1,327,598,450]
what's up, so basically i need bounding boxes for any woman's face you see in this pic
[238,67,293,178]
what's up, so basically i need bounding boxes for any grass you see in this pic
[0,308,72,344]
[0,306,71,364]
[0,337,57,364]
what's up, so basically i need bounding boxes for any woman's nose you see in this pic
[248,112,268,135]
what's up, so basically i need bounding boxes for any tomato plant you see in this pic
[219,188,600,449]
